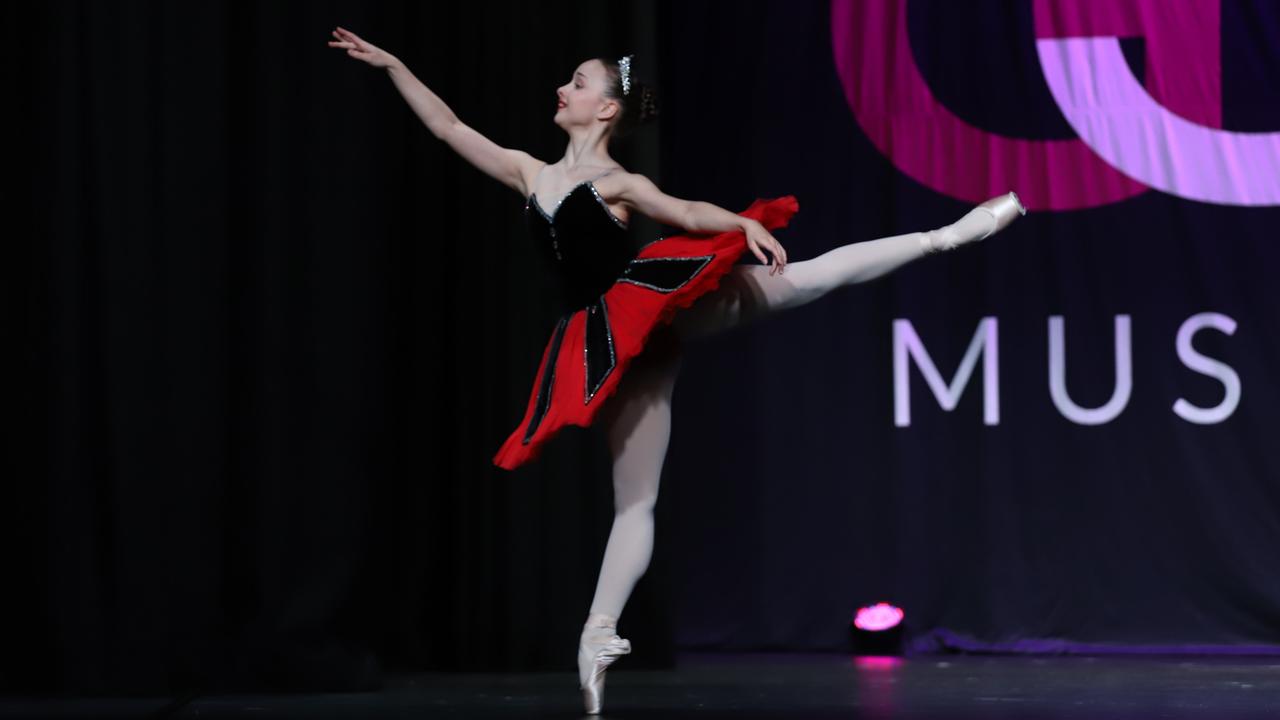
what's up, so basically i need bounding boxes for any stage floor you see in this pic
[5,652,1280,718]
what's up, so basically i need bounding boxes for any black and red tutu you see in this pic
[493,188,799,470]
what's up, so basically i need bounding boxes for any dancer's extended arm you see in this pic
[615,173,788,272]
[329,26,541,196]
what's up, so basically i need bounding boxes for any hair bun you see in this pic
[600,54,659,139]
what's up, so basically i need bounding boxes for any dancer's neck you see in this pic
[559,125,616,171]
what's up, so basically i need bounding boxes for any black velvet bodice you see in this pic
[526,181,634,311]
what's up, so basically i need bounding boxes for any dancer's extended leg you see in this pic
[673,200,1014,340]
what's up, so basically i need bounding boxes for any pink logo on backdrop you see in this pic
[830,0,1280,210]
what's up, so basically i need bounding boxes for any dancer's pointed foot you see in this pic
[976,190,1027,239]
[921,191,1026,254]
[578,613,631,715]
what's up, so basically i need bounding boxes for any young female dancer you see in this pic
[329,26,1024,714]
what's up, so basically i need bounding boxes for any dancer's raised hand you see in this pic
[328,26,398,69]
[744,220,788,274]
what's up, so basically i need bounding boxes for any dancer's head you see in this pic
[554,56,658,142]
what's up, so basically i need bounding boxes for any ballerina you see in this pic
[329,25,1024,715]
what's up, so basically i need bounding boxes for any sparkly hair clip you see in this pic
[618,54,633,96]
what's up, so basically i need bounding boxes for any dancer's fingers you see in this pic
[769,234,785,263]
[345,30,367,48]
[336,27,362,47]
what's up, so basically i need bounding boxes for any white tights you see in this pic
[584,205,999,625]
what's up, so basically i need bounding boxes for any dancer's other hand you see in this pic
[328,26,398,69]
[744,219,788,275]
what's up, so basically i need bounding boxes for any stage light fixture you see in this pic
[850,602,904,655]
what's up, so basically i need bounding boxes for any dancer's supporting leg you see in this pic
[586,336,682,622]
[673,200,1011,340]
[577,337,681,709]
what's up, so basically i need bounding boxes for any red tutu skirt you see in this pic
[493,195,799,470]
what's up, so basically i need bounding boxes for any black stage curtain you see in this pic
[9,0,670,694]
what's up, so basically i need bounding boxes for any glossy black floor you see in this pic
[4,652,1279,719]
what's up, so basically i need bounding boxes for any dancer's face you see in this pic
[554,60,619,131]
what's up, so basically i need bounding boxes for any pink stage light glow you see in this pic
[853,603,904,632]
[854,655,904,670]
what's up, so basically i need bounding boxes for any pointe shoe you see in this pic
[975,190,1027,240]
[578,613,632,715]
[922,191,1026,254]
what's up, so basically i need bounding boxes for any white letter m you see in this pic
[893,317,999,427]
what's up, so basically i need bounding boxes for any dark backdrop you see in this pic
[9,0,667,694]
[9,0,1280,697]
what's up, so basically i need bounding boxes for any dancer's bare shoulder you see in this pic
[607,171,690,227]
